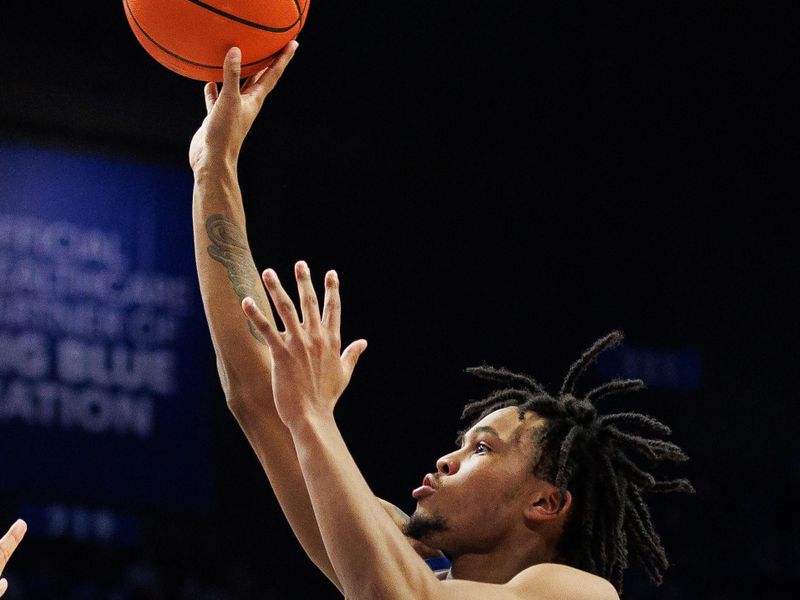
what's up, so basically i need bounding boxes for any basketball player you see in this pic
[191,43,693,598]
[0,519,26,597]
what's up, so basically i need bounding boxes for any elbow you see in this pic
[213,354,257,402]
[215,355,233,398]
[215,361,277,426]
[214,355,244,410]
[212,355,253,416]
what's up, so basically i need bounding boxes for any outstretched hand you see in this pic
[241,261,367,431]
[0,519,26,597]
[189,41,299,170]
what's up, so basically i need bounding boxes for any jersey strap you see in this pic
[425,555,452,579]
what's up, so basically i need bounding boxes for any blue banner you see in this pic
[0,141,212,511]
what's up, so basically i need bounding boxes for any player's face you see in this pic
[408,406,549,553]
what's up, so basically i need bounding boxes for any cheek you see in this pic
[471,463,534,508]
[454,466,519,507]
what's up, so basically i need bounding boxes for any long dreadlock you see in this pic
[460,331,694,593]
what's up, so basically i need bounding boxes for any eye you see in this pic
[475,442,491,454]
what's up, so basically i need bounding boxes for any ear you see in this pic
[524,485,573,522]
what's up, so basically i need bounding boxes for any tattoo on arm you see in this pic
[205,214,269,345]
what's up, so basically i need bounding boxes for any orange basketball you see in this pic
[123,0,310,81]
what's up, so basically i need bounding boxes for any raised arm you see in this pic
[189,43,345,592]
[241,266,619,600]
[190,43,450,594]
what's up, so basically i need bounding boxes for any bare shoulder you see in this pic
[507,563,619,600]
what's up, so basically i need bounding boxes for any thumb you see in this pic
[221,47,242,96]
[341,339,367,377]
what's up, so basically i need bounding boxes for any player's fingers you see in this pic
[0,520,26,573]
[254,41,298,98]
[262,269,302,334]
[341,339,368,379]
[0,577,7,596]
[221,47,243,97]
[295,261,321,331]
[242,297,282,346]
[321,270,341,335]
[204,82,218,114]
[242,67,268,93]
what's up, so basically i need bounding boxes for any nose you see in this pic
[436,451,459,476]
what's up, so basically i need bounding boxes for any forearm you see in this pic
[291,414,441,600]
[191,164,343,592]
[229,399,343,592]
[192,163,274,393]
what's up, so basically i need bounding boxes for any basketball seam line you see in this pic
[124,0,285,71]
[184,0,305,33]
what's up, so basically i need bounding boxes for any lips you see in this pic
[412,473,436,500]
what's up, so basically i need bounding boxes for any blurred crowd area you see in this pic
[1,540,290,600]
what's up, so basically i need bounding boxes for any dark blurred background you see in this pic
[0,1,797,598]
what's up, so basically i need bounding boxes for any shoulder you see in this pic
[506,563,619,600]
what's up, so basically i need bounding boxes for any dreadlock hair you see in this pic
[460,330,694,594]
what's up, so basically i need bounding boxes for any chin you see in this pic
[405,510,449,543]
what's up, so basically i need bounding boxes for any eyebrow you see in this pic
[472,426,501,438]
[456,425,502,447]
